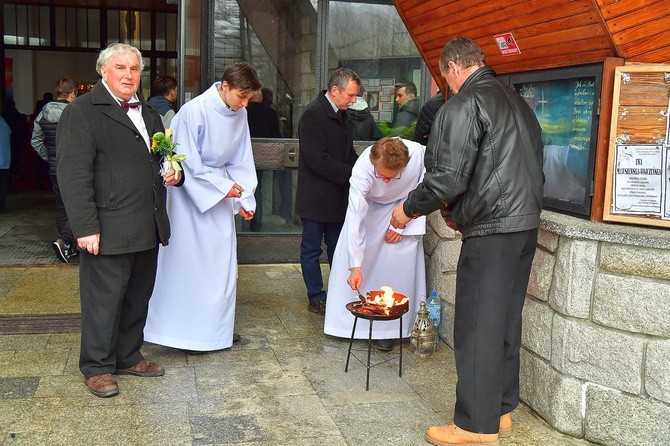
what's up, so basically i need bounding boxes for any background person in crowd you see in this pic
[57,43,183,398]
[378,81,419,138]
[31,77,79,263]
[32,92,54,121]
[391,36,544,446]
[246,87,281,232]
[2,101,29,189]
[392,82,419,128]
[413,91,445,146]
[295,68,360,316]
[144,62,261,352]
[147,75,178,128]
[324,137,426,352]
[0,115,10,213]
[347,86,381,141]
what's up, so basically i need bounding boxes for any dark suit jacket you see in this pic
[56,81,173,255]
[295,91,357,222]
[247,102,281,138]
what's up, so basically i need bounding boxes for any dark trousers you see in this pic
[273,170,293,223]
[299,218,343,302]
[78,247,159,377]
[50,174,74,245]
[0,169,7,212]
[453,229,538,434]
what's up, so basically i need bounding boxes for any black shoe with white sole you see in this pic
[52,239,69,263]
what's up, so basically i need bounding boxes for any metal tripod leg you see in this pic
[366,320,373,391]
[345,316,359,373]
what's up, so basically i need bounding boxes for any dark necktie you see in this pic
[120,100,141,113]
[338,109,346,120]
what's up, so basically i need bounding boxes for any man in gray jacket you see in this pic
[31,77,78,262]
[392,36,544,445]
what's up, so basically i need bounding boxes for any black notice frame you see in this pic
[500,64,602,218]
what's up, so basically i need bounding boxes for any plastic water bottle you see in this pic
[426,291,441,344]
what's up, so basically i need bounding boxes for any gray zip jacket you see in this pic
[31,100,70,175]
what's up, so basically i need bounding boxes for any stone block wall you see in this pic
[425,210,670,445]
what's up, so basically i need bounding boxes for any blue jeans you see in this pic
[300,218,343,303]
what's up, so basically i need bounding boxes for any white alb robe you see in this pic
[144,82,257,351]
[324,139,427,340]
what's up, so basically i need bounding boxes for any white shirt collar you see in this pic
[325,91,339,114]
[101,79,140,105]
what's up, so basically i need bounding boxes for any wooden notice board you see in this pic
[603,64,670,228]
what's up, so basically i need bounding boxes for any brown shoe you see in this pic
[499,413,512,438]
[85,373,119,398]
[307,300,326,316]
[116,359,164,377]
[425,424,499,446]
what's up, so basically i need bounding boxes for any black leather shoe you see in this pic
[375,339,394,351]
[307,300,326,316]
[233,333,241,343]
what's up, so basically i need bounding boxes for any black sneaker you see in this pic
[52,239,69,263]
[64,244,78,261]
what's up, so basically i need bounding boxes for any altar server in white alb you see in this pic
[324,137,426,351]
[144,62,262,352]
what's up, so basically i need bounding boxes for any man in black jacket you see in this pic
[413,91,445,146]
[247,87,282,232]
[296,68,360,316]
[57,43,183,398]
[31,77,78,262]
[392,36,544,445]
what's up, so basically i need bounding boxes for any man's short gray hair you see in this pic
[327,68,361,91]
[439,36,485,71]
[96,43,144,75]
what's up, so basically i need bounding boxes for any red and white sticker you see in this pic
[494,32,521,56]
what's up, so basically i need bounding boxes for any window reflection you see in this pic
[212,0,422,233]
[213,0,315,233]
[330,1,422,141]
[213,0,317,139]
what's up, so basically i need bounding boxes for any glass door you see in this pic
[179,0,202,103]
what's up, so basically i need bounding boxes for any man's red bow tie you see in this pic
[120,100,141,113]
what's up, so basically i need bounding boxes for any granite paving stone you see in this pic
[0,196,597,444]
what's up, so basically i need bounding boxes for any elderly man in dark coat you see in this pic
[295,68,360,315]
[57,43,183,398]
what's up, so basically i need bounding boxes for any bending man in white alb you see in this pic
[324,137,426,351]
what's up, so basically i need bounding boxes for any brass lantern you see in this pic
[410,301,436,357]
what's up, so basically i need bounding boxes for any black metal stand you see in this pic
[344,310,404,391]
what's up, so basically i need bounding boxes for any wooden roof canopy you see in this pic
[394,0,670,90]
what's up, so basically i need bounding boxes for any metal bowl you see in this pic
[347,290,409,319]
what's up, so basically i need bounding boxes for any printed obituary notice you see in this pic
[613,144,663,214]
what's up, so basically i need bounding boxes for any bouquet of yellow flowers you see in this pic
[151,129,186,181]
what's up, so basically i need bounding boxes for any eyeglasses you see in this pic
[373,166,401,181]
